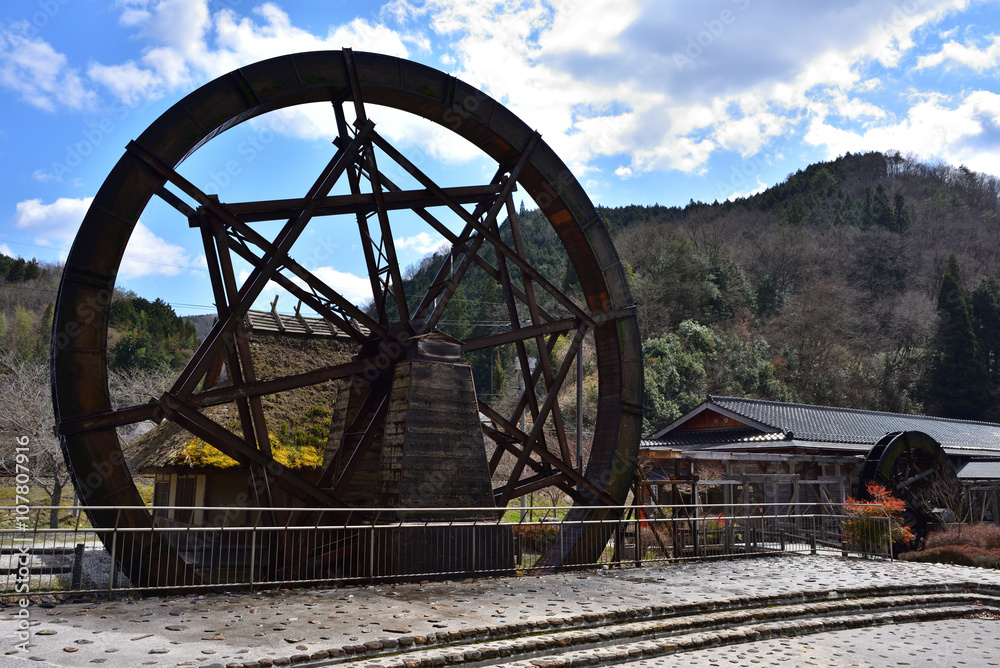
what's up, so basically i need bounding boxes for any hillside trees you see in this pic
[921,255,991,419]
[108,293,199,370]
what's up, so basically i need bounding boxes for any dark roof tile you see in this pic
[707,395,1000,452]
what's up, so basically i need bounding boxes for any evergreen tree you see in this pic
[924,255,990,419]
[893,193,910,233]
[870,184,893,229]
[972,276,1000,385]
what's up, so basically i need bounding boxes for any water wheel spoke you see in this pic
[371,131,592,328]
[403,165,506,323]
[57,403,163,436]
[155,186,196,217]
[190,358,372,408]
[482,420,583,503]
[213,185,502,222]
[371,166,562,325]
[492,201,572,465]
[460,317,580,352]
[208,217,273,456]
[317,378,385,488]
[496,325,591,505]
[198,213,263,453]
[329,394,390,498]
[343,51,410,323]
[370,130,538,326]
[507,199,582,466]
[481,397,610,506]
[507,330,562,438]
[503,472,574,500]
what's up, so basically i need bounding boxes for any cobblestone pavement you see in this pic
[1,555,998,667]
[621,618,1000,667]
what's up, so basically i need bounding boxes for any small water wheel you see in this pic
[859,430,959,547]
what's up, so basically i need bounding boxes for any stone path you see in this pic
[620,619,1000,667]
[1,555,998,667]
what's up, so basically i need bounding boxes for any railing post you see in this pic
[107,513,119,598]
[810,532,817,555]
[634,506,641,567]
[369,521,376,583]
[693,515,700,558]
[71,543,84,590]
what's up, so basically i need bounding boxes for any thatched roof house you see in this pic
[125,313,354,526]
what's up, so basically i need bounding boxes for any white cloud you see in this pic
[12,197,201,279]
[916,34,1000,71]
[13,197,92,246]
[90,1,412,108]
[119,221,202,280]
[87,61,162,107]
[310,267,373,305]
[0,243,13,257]
[615,166,633,178]
[394,231,449,255]
[539,0,641,56]
[0,25,95,112]
[31,169,60,183]
[804,90,1000,175]
[395,0,975,179]
[237,265,372,312]
[63,0,994,193]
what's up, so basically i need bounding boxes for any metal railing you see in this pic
[0,502,893,596]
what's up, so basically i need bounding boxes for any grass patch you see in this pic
[0,476,155,530]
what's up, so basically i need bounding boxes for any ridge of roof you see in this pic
[707,395,1000,429]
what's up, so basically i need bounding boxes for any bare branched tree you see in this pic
[0,351,174,527]
[0,350,66,528]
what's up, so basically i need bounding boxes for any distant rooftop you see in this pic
[646,396,1000,456]
[244,308,369,339]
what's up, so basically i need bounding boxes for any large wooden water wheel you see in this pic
[51,50,642,586]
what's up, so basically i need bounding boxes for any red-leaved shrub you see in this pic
[842,483,914,551]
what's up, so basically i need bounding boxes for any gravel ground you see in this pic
[2,555,999,667]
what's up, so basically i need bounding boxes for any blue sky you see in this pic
[3,0,1000,316]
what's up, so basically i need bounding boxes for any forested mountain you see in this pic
[395,151,1000,433]
[619,151,1000,431]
